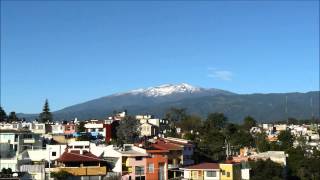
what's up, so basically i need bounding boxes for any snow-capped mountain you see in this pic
[18,83,319,122]
[124,83,202,97]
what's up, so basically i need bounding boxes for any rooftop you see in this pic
[183,163,219,170]
[58,150,102,162]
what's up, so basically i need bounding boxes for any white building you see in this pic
[30,123,46,134]
[84,120,106,137]
[250,151,287,166]
[0,122,22,130]
[0,129,43,171]
[103,144,148,174]
[140,122,158,137]
[51,123,65,134]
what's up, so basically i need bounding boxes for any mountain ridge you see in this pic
[16,83,319,122]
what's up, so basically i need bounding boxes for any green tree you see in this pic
[164,108,187,138]
[116,116,140,146]
[178,115,202,133]
[0,107,7,122]
[199,130,226,161]
[288,117,298,125]
[205,113,228,131]
[249,159,284,180]
[165,107,187,127]
[51,170,72,180]
[230,129,255,148]
[39,99,53,123]
[242,116,257,131]
[1,168,12,174]
[8,112,18,122]
[286,147,320,180]
[77,121,86,132]
[297,158,320,180]
[164,127,179,138]
[255,132,270,152]
[277,130,294,150]
[286,147,305,178]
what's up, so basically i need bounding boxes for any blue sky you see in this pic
[1,1,319,113]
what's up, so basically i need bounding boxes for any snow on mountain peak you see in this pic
[128,83,201,97]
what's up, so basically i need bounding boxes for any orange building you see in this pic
[145,147,168,180]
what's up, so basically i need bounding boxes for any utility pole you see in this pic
[225,139,229,158]
[285,96,288,124]
[311,97,314,121]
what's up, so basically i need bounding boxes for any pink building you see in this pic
[122,154,147,180]
[63,123,77,135]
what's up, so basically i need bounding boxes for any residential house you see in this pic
[135,114,168,136]
[181,163,220,180]
[0,122,22,131]
[103,144,149,180]
[84,120,112,143]
[144,145,168,180]
[30,122,46,134]
[150,137,194,179]
[140,122,159,137]
[0,129,42,171]
[51,123,65,135]
[52,141,107,178]
[63,122,77,135]
[219,163,241,180]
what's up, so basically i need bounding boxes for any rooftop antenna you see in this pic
[310,96,314,122]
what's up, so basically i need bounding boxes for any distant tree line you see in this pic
[0,99,52,123]
[0,106,23,123]
[162,107,320,180]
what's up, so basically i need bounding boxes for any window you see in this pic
[51,152,57,156]
[23,134,32,139]
[148,163,154,173]
[206,171,216,177]
[222,170,226,175]
[85,146,89,148]
[135,157,143,161]
[37,125,43,130]
[227,172,230,177]
[135,177,145,180]
[135,166,144,175]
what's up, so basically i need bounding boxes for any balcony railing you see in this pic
[49,166,107,176]
[23,138,35,144]
[168,164,180,169]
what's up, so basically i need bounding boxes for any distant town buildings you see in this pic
[0,112,319,179]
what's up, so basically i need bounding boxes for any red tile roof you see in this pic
[184,163,219,170]
[58,150,102,162]
[152,141,182,151]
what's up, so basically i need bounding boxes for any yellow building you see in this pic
[219,163,241,180]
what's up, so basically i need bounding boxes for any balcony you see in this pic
[49,166,107,176]
[23,138,35,144]
[168,164,180,169]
